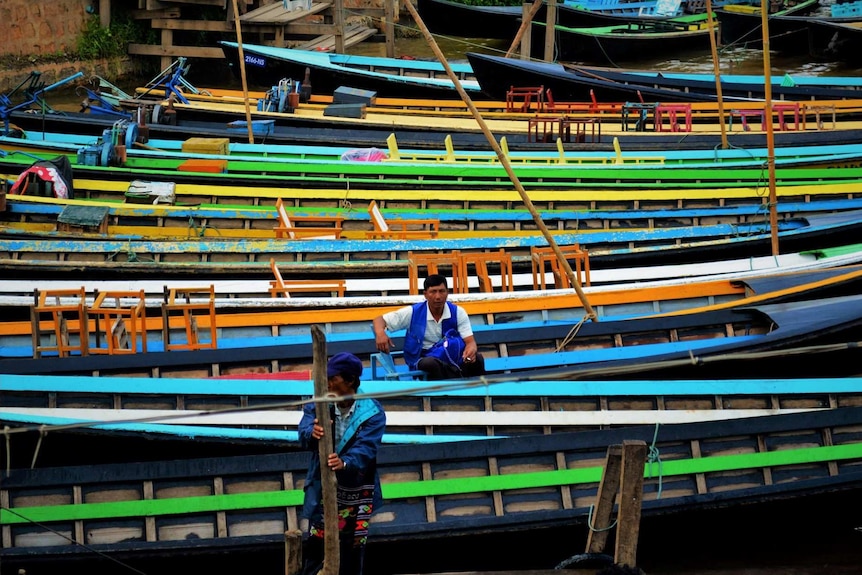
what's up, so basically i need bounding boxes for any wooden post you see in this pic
[384,0,398,58]
[584,440,647,569]
[285,529,303,575]
[334,0,346,53]
[402,0,598,322]
[99,0,111,28]
[230,0,255,144]
[311,325,339,575]
[505,1,545,59]
[585,445,622,555]
[614,440,647,568]
[543,0,557,63]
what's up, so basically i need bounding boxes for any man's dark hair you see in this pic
[423,274,448,291]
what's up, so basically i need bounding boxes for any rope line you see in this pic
[587,503,618,533]
[646,422,663,500]
[0,507,149,575]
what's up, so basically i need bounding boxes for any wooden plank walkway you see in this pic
[240,1,331,23]
[296,22,379,51]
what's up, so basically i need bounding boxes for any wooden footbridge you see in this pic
[121,0,391,71]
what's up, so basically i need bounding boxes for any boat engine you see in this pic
[75,120,138,167]
[258,78,299,113]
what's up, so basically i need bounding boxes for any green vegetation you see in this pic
[76,15,150,59]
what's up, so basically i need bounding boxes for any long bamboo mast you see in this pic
[230,0,255,144]
[761,0,779,255]
[705,0,728,149]
[403,0,597,321]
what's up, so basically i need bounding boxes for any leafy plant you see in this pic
[77,15,146,59]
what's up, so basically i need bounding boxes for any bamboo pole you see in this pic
[403,0,597,321]
[505,1,546,59]
[761,0,779,255]
[705,0,728,149]
[311,325,339,575]
[230,0,255,144]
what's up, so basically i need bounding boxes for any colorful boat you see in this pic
[219,41,483,99]
[715,0,824,49]
[2,404,861,571]
[532,14,715,65]
[5,291,862,379]
[466,51,862,101]
[4,373,862,445]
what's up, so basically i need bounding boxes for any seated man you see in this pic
[372,274,486,380]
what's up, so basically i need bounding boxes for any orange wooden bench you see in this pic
[274,197,344,239]
[269,258,346,298]
[364,200,439,240]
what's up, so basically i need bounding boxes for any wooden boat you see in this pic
[465,51,862,101]
[533,14,715,66]
[8,141,862,197]
[7,193,862,247]
[4,373,862,448]
[3,254,861,350]
[416,0,529,39]
[12,98,862,153]
[715,0,824,49]
[415,0,707,39]
[219,41,483,99]
[15,128,862,168]
[5,290,862,379]
[804,17,862,63]
[4,208,862,279]
[8,134,862,198]
[3,240,861,301]
[2,405,861,570]
[714,10,862,61]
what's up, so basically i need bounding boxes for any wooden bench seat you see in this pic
[269,258,346,297]
[274,197,344,239]
[364,199,439,239]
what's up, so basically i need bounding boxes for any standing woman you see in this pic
[298,352,386,575]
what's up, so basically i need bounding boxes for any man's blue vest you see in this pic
[403,301,459,369]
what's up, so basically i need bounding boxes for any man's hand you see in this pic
[311,419,324,440]
[462,341,478,364]
[375,331,392,353]
[327,453,346,471]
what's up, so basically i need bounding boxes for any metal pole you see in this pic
[403,0,597,321]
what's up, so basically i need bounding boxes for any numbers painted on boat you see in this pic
[245,55,266,67]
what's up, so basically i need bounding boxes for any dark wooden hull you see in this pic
[417,0,531,39]
[715,1,822,49]
[2,406,862,570]
[533,20,713,65]
[466,51,862,101]
[805,17,862,63]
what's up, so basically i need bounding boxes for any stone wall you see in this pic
[0,57,140,94]
[0,0,90,57]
